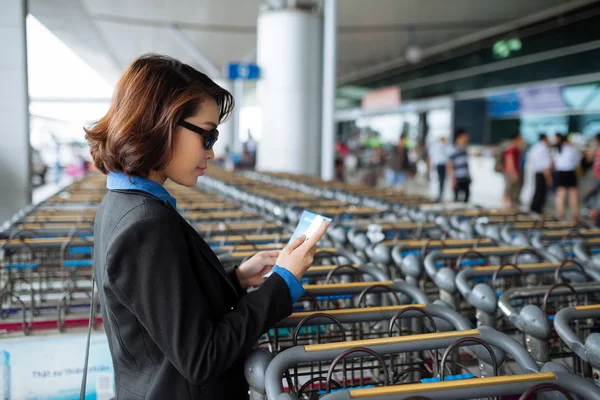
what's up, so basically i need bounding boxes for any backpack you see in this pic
[493,143,506,173]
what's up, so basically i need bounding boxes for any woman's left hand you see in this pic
[236,250,281,288]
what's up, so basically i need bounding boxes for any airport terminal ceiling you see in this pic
[29,0,577,87]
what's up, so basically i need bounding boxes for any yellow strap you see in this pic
[305,329,480,352]
[290,304,425,319]
[441,246,527,255]
[574,304,600,311]
[349,372,556,397]
[303,281,394,291]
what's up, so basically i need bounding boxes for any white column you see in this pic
[232,79,244,154]
[320,0,337,181]
[256,9,323,175]
[213,79,234,158]
[0,0,31,225]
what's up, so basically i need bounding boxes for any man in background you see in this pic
[502,132,526,208]
[527,134,553,214]
[428,136,452,201]
[447,129,471,203]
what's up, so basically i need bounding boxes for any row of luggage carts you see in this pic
[0,168,599,399]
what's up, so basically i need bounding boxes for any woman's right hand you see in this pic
[275,221,330,280]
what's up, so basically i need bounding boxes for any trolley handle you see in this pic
[324,347,390,394]
[519,383,574,400]
[439,336,498,381]
[491,263,523,288]
[292,313,346,346]
[324,264,362,284]
[355,284,401,308]
[553,259,588,284]
[541,283,580,313]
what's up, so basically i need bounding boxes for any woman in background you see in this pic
[552,133,582,220]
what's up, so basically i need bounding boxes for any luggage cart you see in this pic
[262,326,548,399]
[530,228,600,263]
[318,371,600,400]
[383,238,497,287]
[246,304,471,398]
[554,304,600,385]
[423,246,551,309]
[498,220,585,247]
[456,260,600,329]
[498,282,600,365]
[573,237,600,268]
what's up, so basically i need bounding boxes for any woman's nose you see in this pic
[206,148,215,160]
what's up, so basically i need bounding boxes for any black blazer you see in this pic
[93,189,293,399]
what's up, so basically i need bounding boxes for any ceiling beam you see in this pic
[168,26,221,78]
[94,13,256,34]
[29,0,123,85]
[338,0,600,85]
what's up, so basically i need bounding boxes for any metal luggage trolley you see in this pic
[382,238,497,288]
[573,237,600,268]
[498,282,600,365]
[498,220,584,247]
[528,227,600,263]
[345,222,442,256]
[317,371,600,400]
[246,304,472,399]
[0,209,98,335]
[456,260,600,329]
[262,326,595,400]
[423,246,552,309]
[555,304,600,386]
[434,208,527,240]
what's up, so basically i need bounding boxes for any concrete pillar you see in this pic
[321,0,337,181]
[0,0,31,225]
[213,79,234,159]
[256,8,323,175]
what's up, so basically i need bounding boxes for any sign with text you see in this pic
[0,333,114,399]
[361,86,401,111]
[227,63,260,80]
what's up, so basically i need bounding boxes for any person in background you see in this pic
[553,133,582,220]
[386,133,411,191]
[502,132,526,209]
[447,129,471,203]
[583,133,600,206]
[428,136,452,201]
[590,208,600,227]
[527,134,553,214]
[362,146,383,187]
[334,157,345,182]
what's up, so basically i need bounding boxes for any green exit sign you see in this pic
[493,38,522,59]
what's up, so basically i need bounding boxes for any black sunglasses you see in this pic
[177,120,219,150]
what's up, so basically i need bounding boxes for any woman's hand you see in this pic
[275,221,330,280]
[236,250,280,288]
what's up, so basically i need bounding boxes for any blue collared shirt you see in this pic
[105,171,304,304]
[106,172,177,209]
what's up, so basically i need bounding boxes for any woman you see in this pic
[85,54,329,399]
[552,133,582,220]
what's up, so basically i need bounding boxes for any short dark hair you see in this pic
[539,134,547,141]
[596,133,600,143]
[454,128,468,142]
[85,53,234,177]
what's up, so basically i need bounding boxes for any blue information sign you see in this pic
[227,63,260,80]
